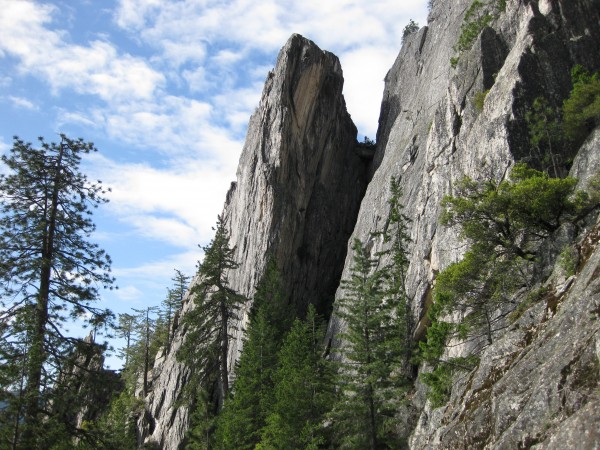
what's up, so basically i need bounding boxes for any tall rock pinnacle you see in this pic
[139,33,369,449]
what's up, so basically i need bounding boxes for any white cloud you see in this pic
[114,249,200,281]
[339,46,402,138]
[8,96,38,110]
[93,96,247,171]
[56,110,98,128]
[1,0,428,287]
[0,0,165,102]
[111,0,428,136]
[113,285,144,302]
[89,154,236,249]
[182,67,212,93]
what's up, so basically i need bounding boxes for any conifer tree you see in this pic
[185,385,219,450]
[162,269,189,349]
[259,305,335,450]
[214,305,278,449]
[0,135,114,448]
[178,215,247,405]
[131,306,159,397]
[380,177,413,368]
[214,260,289,449]
[116,313,136,369]
[420,163,597,407]
[331,239,405,450]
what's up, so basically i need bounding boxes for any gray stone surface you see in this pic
[139,33,368,449]
[328,0,600,447]
[138,0,600,447]
[410,216,600,449]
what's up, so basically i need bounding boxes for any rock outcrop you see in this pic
[139,34,369,449]
[138,0,600,447]
[327,0,600,446]
[52,333,122,432]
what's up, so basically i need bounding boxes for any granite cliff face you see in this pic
[139,0,600,447]
[139,34,368,449]
[329,0,600,447]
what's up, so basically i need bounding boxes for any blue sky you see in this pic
[0,0,427,368]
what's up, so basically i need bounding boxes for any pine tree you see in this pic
[259,305,335,450]
[116,313,136,369]
[420,163,597,407]
[131,306,159,397]
[214,260,290,449]
[331,239,405,450]
[215,306,278,449]
[162,269,189,350]
[380,177,413,369]
[178,215,247,405]
[0,135,115,448]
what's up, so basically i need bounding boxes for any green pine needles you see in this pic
[185,177,416,449]
[420,163,596,407]
[450,0,506,67]
[178,215,248,405]
[331,240,407,449]
[0,135,115,448]
[331,177,413,449]
[526,66,600,176]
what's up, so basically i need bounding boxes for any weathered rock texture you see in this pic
[139,34,369,449]
[138,0,600,447]
[327,0,600,447]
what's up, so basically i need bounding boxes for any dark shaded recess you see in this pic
[287,122,371,320]
[480,27,508,91]
[292,157,370,321]
[507,0,600,167]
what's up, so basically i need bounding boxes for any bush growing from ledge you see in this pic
[456,1,493,53]
[563,65,600,144]
[402,19,420,44]
[420,163,593,407]
[450,0,506,67]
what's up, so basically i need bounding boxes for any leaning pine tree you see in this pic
[0,135,115,449]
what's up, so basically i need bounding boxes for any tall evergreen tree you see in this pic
[0,135,114,448]
[331,239,405,450]
[162,269,189,350]
[178,215,247,405]
[259,305,335,450]
[214,260,289,449]
[380,177,413,369]
[131,306,159,397]
[116,313,136,369]
[214,305,278,449]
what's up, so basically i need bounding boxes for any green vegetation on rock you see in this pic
[420,163,595,407]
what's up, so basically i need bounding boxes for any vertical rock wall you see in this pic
[327,0,600,446]
[139,0,600,447]
[140,34,368,449]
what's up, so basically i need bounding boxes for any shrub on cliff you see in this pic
[421,163,593,407]
[563,65,600,143]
